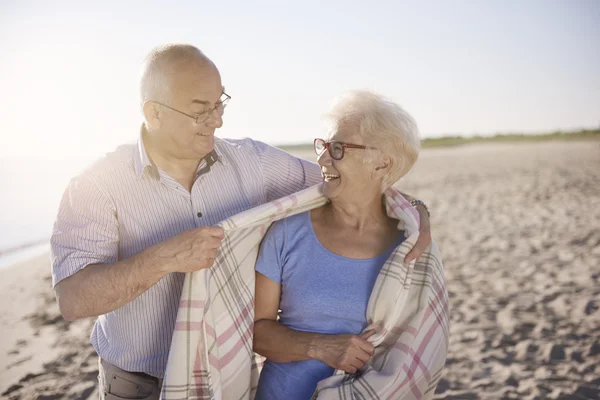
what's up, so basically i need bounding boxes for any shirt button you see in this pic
[197,212,203,218]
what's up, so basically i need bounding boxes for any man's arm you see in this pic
[55,226,223,321]
[56,248,164,321]
[405,202,431,263]
[52,176,223,321]
[252,140,322,201]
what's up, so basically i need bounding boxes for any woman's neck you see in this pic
[324,194,389,234]
[310,194,400,260]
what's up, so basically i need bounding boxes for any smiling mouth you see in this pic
[322,173,340,181]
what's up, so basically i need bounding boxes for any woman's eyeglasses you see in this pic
[313,138,376,160]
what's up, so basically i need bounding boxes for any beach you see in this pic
[1,140,599,399]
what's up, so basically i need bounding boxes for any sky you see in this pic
[1,0,599,162]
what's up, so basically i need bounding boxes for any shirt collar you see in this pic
[194,140,226,178]
[134,125,226,179]
[134,127,153,179]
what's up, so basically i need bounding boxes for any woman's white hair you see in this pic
[139,44,209,110]
[325,90,421,191]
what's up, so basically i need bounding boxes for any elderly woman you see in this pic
[252,90,428,399]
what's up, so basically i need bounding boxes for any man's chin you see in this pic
[194,136,215,152]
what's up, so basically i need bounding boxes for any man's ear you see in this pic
[142,101,162,130]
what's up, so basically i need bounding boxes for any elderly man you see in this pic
[51,44,431,399]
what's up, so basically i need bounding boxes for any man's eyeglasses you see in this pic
[314,138,376,160]
[153,92,231,124]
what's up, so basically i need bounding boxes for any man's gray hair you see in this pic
[139,44,209,110]
[325,90,421,191]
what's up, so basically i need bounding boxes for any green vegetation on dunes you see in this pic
[419,129,600,148]
[278,129,600,152]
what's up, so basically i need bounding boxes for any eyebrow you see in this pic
[191,87,226,106]
[191,99,210,105]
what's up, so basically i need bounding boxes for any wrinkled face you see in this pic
[317,119,379,201]
[158,60,224,159]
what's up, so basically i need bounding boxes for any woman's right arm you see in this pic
[253,271,375,373]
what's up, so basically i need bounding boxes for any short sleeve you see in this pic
[252,140,322,202]
[51,175,119,287]
[255,219,288,284]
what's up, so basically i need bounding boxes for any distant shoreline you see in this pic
[0,242,50,270]
[278,129,600,152]
[0,239,48,257]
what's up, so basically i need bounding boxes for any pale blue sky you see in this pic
[1,0,599,161]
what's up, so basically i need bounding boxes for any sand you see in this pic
[0,254,98,399]
[1,140,599,399]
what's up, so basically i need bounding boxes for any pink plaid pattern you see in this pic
[161,184,449,400]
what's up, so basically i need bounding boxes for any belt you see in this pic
[128,370,160,385]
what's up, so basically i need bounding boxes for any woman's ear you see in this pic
[370,154,391,183]
[373,154,392,179]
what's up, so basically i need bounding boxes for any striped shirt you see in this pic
[51,134,321,378]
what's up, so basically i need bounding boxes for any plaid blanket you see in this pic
[161,184,449,400]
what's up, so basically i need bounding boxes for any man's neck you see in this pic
[143,131,205,192]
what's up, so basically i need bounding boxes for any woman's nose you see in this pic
[317,149,332,165]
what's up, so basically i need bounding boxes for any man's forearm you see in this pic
[254,319,322,363]
[399,190,430,219]
[55,246,169,321]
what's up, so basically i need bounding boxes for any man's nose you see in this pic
[204,111,223,128]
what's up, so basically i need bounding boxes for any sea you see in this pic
[0,157,91,269]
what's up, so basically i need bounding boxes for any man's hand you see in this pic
[154,226,225,273]
[54,225,225,321]
[405,204,431,263]
[312,330,375,374]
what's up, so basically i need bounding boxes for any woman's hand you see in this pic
[311,330,375,374]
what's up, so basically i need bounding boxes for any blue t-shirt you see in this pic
[254,211,404,400]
